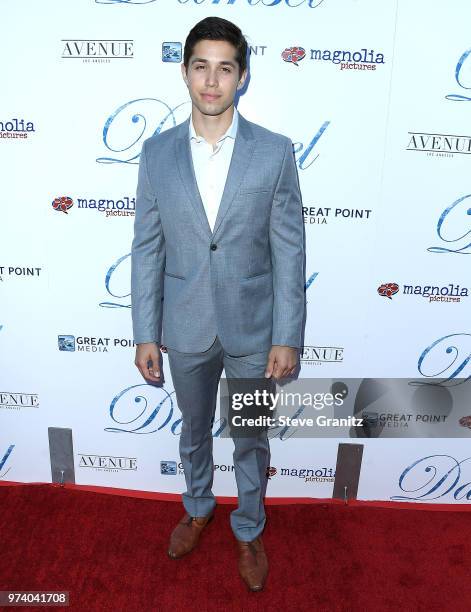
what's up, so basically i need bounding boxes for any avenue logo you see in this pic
[61,39,134,62]
[406,131,471,157]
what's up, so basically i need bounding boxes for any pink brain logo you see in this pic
[378,282,399,299]
[459,416,471,429]
[281,46,306,66]
[52,196,73,214]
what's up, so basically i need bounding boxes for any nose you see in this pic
[205,68,218,87]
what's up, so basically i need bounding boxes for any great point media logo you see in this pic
[51,194,135,218]
[0,266,42,282]
[58,334,136,353]
[164,41,267,64]
[95,0,326,7]
[61,39,134,63]
[391,454,471,502]
[303,204,372,225]
[427,193,471,255]
[160,460,233,475]
[378,282,469,304]
[162,42,182,63]
[96,98,329,168]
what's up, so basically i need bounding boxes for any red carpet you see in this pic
[1,483,470,611]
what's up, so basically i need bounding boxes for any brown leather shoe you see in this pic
[167,512,214,559]
[236,536,268,592]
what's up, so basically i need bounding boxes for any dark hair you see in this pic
[183,16,248,76]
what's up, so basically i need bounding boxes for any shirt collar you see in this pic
[189,107,239,144]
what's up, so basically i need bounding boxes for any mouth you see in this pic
[201,93,221,101]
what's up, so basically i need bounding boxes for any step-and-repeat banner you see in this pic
[2,0,471,504]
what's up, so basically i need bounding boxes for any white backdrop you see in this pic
[2,0,471,504]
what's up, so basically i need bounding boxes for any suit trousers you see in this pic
[166,335,272,542]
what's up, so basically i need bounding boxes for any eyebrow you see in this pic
[190,57,237,68]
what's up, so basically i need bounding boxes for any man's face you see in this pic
[182,39,247,117]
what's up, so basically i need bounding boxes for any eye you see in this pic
[195,65,205,70]
[221,67,231,73]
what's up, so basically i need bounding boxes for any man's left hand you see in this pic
[265,345,298,379]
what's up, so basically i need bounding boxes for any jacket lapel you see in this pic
[174,111,255,239]
[211,113,255,238]
[175,117,212,236]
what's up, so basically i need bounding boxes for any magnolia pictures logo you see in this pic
[282,46,385,71]
[61,39,134,63]
[1,118,35,140]
[378,282,469,304]
[51,194,135,218]
[281,47,306,66]
[267,465,335,483]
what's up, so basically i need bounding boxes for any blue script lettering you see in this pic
[99,253,131,309]
[392,454,471,501]
[106,384,228,436]
[427,193,471,254]
[96,99,188,164]
[418,333,471,383]
[446,48,471,102]
[0,445,14,479]
[96,0,325,6]
[293,121,330,170]
[98,97,328,169]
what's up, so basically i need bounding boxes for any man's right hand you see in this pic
[135,342,167,383]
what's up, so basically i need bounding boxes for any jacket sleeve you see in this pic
[130,139,166,344]
[269,137,306,349]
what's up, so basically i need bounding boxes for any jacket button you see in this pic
[210,244,217,251]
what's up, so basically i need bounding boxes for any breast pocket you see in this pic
[239,188,271,195]
[164,271,186,280]
[243,270,272,280]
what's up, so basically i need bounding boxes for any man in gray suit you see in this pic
[131,16,305,592]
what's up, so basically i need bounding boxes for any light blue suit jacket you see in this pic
[131,111,305,355]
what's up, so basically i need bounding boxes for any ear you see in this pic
[181,63,188,85]
[237,69,247,90]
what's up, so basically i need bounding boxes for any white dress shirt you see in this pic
[189,107,238,232]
